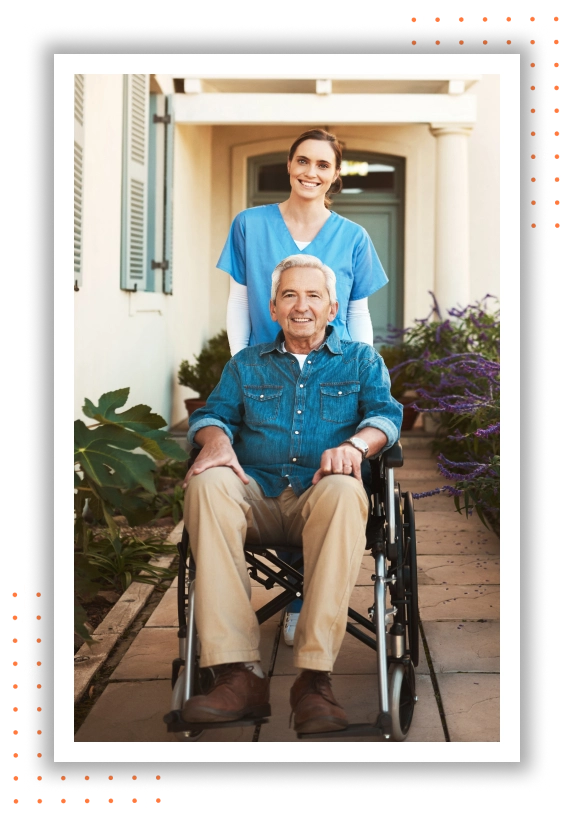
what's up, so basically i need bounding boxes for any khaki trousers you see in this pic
[184,467,369,672]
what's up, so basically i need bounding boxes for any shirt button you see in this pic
[300,384,304,388]
[260,394,264,398]
[297,410,302,414]
[292,458,297,462]
[338,391,342,395]
[307,360,312,364]
[295,431,299,435]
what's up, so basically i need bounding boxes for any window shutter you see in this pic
[162,94,175,295]
[74,74,84,290]
[120,74,150,290]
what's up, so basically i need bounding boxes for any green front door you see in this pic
[247,150,405,342]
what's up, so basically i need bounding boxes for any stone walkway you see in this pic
[75,433,500,743]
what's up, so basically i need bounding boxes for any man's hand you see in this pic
[311,444,363,485]
[182,427,250,489]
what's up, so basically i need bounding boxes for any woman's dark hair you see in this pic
[288,128,344,207]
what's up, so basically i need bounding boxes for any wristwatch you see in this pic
[340,437,369,460]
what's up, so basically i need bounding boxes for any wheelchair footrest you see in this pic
[297,716,391,740]
[164,706,271,733]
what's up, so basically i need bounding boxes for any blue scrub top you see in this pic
[217,203,388,346]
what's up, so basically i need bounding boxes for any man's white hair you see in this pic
[271,254,338,305]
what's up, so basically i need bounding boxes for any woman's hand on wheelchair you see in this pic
[311,444,362,485]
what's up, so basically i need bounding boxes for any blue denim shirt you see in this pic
[187,327,403,497]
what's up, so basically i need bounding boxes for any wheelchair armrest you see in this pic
[381,441,403,469]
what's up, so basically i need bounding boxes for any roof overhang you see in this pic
[154,74,480,126]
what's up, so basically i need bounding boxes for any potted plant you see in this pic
[178,329,231,416]
[379,344,420,431]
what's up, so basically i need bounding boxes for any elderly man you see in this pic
[181,254,402,734]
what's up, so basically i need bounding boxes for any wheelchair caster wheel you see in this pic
[389,661,416,741]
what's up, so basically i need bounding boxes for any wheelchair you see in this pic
[163,441,419,741]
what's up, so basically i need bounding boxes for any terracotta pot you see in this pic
[399,397,419,431]
[184,398,206,417]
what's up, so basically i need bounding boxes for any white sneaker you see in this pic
[283,612,300,646]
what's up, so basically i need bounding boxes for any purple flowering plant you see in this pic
[378,294,500,532]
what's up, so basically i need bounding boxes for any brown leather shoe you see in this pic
[181,663,270,723]
[290,670,348,733]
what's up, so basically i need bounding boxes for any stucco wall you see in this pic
[466,75,500,304]
[74,75,212,428]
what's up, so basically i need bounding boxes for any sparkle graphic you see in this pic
[24,652,52,683]
[530,140,556,168]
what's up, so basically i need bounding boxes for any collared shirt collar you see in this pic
[259,325,343,357]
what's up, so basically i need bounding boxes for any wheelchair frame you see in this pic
[163,441,419,741]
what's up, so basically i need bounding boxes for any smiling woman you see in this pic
[219,128,388,351]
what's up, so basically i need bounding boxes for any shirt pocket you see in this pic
[243,385,283,425]
[320,382,361,423]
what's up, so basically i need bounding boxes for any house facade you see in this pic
[74,72,499,428]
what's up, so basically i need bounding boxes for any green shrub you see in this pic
[178,329,231,400]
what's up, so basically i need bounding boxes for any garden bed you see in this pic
[74,516,179,651]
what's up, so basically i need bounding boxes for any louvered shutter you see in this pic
[120,74,150,290]
[162,94,175,294]
[74,74,84,290]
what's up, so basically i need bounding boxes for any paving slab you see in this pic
[258,674,444,742]
[422,621,499,673]
[419,584,499,621]
[416,511,497,535]
[436,673,500,741]
[418,555,500,585]
[146,587,179,627]
[110,628,178,681]
[75,680,177,742]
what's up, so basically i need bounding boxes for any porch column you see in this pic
[429,125,474,315]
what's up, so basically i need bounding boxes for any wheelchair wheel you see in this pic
[389,661,416,741]
[402,491,419,668]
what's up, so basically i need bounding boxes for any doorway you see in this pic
[247,150,405,342]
